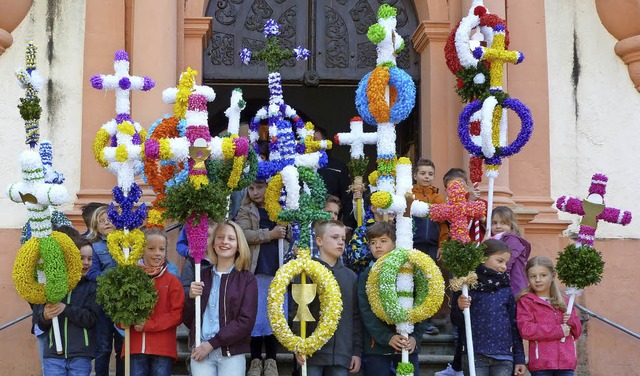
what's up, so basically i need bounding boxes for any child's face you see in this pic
[144,234,167,268]
[483,251,510,273]
[527,265,554,297]
[370,204,396,223]
[370,234,395,259]
[79,245,93,277]
[491,215,512,235]
[316,225,346,260]
[323,202,340,221]
[214,224,238,261]
[97,213,115,237]
[414,165,435,187]
[248,182,267,206]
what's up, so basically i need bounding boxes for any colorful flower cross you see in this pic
[556,173,632,247]
[471,24,524,92]
[429,180,487,243]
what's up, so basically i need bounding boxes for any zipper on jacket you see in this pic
[223,274,230,357]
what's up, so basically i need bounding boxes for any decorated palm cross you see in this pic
[554,173,631,341]
[9,42,81,355]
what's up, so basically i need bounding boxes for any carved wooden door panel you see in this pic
[204,0,420,83]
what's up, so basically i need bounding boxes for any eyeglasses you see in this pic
[98,219,111,225]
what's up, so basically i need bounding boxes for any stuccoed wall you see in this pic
[0,0,86,228]
[546,0,640,240]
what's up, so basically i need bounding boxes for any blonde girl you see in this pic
[516,257,582,376]
[491,206,531,296]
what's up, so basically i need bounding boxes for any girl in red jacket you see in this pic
[186,220,258,376]
[128,229,185,375]
[516,256,582,376]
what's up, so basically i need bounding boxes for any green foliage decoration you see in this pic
[556,244,605,289]
[160,180,228,225]
[441,240,486,278]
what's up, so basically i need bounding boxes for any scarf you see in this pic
[137,259,167,278]
[474,264,511,292]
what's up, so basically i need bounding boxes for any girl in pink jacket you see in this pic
[516,256,582,376]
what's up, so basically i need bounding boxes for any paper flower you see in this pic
[429,180,486,243]
[239,48,252,65]
[293,46,311,61]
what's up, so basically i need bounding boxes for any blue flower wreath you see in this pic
[458,96,533,166]
[355,67,416,126]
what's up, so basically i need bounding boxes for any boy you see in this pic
[295,220,362,376]
[36,236,99,375]
[358,222,423,375]
[345,201,396,275]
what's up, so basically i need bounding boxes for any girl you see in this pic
[517,257,582,376]
[185,220,258,376]
[491,206,531,296]
[127,229,185,376]
[453,239,526,376]
[85,205,123,376]
[236,180,288,376]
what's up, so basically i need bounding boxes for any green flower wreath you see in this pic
[556,244,605,289]
[96,265,158,326]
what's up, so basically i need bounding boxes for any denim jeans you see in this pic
[94,310,124,376]
[307,365,348,376]
[531,371,574,376]
[190,348,245,376]
[130,354,173,376]
[43,357,92,376]
[361,352,420,376]
[463,354,513,376]
[37,333,47,375]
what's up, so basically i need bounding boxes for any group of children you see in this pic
[30,158,583,376]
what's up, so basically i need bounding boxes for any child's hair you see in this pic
[414,158,435,173]
[54,225,80,239]
[492,206,521,236]
[144,228,168,246]
[366,221,396,242]
[325,194,342,211]
[72,236,92,250]
[257,140,270,161]
[210,220,251,271]
[518,256,567,310]
[314,220,346,239]
[81,202,106,228]
[242,180,267,206]
[86,205,109,242]
[482,238,511,257]
[443,168,468,188]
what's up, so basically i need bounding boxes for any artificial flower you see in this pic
[429,180,486,243]
[106,229,146,266]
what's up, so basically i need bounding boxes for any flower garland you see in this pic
[106,229,146,266]
[12,231,82,304]
[355,67,416,126]
[366,248,444,325]
[556,244,605,290]
[108,183,147,230]
[267,249,342,358]
[185,213,208,263]
[429,180,486,243]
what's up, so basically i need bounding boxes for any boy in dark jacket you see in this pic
[358,222,423,376]
[294,220,362,375]
[36,236,99,375]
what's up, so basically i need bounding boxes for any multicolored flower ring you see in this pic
[106,229,146,266]
[12,231,82,304]
[267,249,342,358]
[355,66,416,126]
[366,248,445,325]
[458,96,533,168]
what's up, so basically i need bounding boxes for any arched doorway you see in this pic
[203,0,422,164]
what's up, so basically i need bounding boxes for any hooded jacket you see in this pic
[516,292,582,371]
[494,232,531,296]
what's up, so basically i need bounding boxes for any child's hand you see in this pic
[189,281,204,299]
[43,302,66,320]
[561,323,570,337]
[469,185,481,201]
[388,334,407,352]
[405,336,417,354]
[134,322,145,332]
[270,225,286,240]
[458,295,472,309]
[436,248,443,261]
[514,364,526,375]
[295,352,305,366]
[353,191,363,200]
[349,356,361,373]
[190,342,213,361]
[563,312,571,324]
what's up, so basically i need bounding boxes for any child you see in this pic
[412,158,448,261]
[491,206,531,296]
[517,257,582,376]
[185,220,258,376]
[358,222,422,375]
[453,239,526,376]
[36,236,99,376]
[295,220,362,375]
[346,203,396,275]
[236,180,288,376]
[85,205,123,376]
[127,229,185,375]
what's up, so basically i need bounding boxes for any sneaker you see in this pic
[434,363,464,376]
[247,358,263,376]
[424,321,440,335]
[263,358,279,376]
